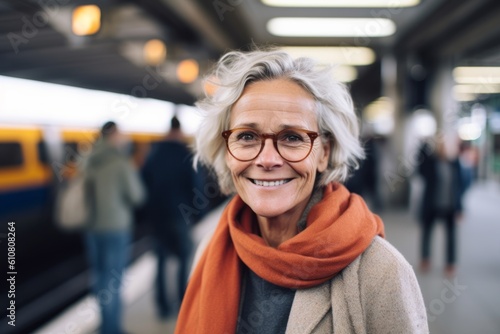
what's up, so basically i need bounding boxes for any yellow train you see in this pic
[0,125,163,220]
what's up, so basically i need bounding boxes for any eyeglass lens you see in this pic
[226,128,314,162]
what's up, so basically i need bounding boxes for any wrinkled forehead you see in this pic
[233,92,315,111]
[229,91,317,130]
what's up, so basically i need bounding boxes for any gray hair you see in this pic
[194,49,364,195]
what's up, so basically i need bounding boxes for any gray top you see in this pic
[236,268,295,334]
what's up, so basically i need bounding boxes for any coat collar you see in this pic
[285,280,331,334]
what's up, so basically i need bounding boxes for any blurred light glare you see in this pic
[281,46,375,66]
[0,75,202,136]
[363,97,395,135]
[177,59,199,84]
[489,114,500,133]
[453,66,500,84]
[413,109,437,138]
[453,91,477,102]
[267,18,396,37]
[72,5,101,36]
[458,118,482,141]
[471,103,487,129]
[262,0,420,7]
[203,77,218,96]
[373,115,394,135]
[143,39,167,65]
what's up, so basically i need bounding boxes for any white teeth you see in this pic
[253,179,289,187]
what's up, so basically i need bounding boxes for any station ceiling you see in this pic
[1,0,500,105]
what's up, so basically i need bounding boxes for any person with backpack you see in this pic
[84,121,145,334]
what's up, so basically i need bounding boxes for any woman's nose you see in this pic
[254,138,283,169]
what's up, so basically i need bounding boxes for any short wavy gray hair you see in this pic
[194,49,364,195]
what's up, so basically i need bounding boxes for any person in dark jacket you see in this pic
[418,137,465,277]
[141,116,198,318]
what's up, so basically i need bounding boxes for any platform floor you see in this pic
[38,180,500,334]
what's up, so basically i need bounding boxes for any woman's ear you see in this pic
[317,140,331,173]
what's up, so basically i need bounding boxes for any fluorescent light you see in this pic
[453,67,500,84]
[262,0,420,7]
[281,46,375,65]
[453,84,500,95]
[333,65,358,82]
[267,17,396,37]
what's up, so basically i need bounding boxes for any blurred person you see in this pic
[345,135,383,212]
[175,49,428,333]
[84,121,146,334]
[418,136,465,277]
[141,116,197,318]
[458,140,479,191]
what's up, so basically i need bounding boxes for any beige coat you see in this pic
[285,236,429,333]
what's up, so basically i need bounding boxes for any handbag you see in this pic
[55,174,91,230]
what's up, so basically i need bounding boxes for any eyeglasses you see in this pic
[221,127,320,162]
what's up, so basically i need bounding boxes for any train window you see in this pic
[0,142,23,168]
[37,140,50,165]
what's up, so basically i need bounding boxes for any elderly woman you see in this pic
[175,49,428,333]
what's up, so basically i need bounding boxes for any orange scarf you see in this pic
[175,183,384,334]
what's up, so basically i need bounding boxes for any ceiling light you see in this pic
[267,18,396,37]
[177,59,199,84]
[72,5,101,36]
[281,46,375,65]
[333,65,358,82]
[262,0,420,7]
[453,67,500,84]
[453,84,500,95]
[143,39,167,66]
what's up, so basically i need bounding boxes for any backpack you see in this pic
[55,174,90,230]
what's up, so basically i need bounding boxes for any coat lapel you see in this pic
[285,281,332,334]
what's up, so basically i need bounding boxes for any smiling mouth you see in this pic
[250,179,292,187]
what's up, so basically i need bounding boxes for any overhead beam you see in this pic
[436,4,500,59]
[398,0,491,54]
[159,0,235,52]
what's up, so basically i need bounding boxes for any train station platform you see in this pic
[36,180,500,334]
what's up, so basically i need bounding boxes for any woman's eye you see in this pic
[281,133,303,142]
[237,132,258,141]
